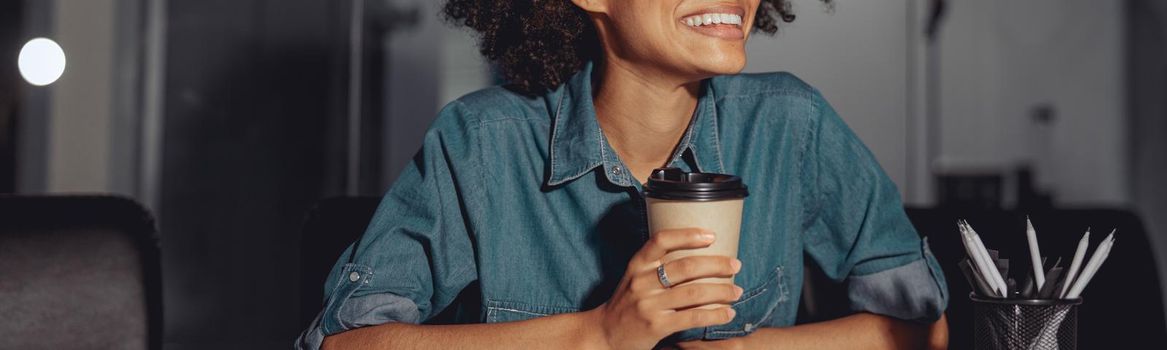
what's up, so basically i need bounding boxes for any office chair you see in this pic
[0,195,162,350]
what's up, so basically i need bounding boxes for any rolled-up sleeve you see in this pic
[802,92,948,323]
[296,102,479,349]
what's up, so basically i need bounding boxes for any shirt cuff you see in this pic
[846,253,948,323]
[296,291,421,349]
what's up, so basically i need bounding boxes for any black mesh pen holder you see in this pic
[971,293,1083,350]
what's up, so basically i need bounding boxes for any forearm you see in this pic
[740,313,948,350]
[321,309,607,350]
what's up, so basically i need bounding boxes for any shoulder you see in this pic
[710,71,824,103]
[431,86,554,132]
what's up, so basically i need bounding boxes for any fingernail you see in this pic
[699,231,716,242]
[731,259,742,272]
[734,285,744,298]
[726,307,737,319]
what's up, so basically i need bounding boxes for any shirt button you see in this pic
[744,323,755,332]
[348,271,361,282]
[610,166,622,176]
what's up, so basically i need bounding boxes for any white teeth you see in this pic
[683,13,742,27]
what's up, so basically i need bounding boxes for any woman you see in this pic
[299,0,949,348]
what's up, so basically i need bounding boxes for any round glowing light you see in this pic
[18,38,67,86]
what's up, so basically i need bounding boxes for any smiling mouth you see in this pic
[679,10,746,40]
[678,5,747,40]
[682,13,743,27]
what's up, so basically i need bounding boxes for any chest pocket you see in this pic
[484,300,579,323]
[704,266,788,340]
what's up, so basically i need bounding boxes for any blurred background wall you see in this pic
[1,0,1163,348]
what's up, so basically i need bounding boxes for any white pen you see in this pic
[959,221,1002,297]
[972,231,1009,297]
[1066,236,1113,299]
[957,222,995,296]
[1066,230,1116,299]
[965,220,1008,297]
[1026,217,1045,290]
[1059,228,1091,298]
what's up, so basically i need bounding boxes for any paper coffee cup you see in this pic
[643,167,748,286]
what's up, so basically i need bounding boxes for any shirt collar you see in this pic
[545,62,725,188]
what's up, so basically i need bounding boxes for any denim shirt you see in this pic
[297,63,948,349]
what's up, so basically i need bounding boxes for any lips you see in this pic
[678,5,747,40]
[683,13,743,27]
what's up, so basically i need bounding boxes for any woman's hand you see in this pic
[585,228,744,350]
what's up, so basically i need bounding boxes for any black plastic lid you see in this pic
[643,168,748,201]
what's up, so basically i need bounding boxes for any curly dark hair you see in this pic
[443,0,832,94]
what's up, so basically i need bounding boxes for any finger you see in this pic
[666,305,737,331]
[633,228,715,267]
[660,256,741,286]
[654,283,743,310]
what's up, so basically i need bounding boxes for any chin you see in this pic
[692,57,747,77]
[678,43,747,77]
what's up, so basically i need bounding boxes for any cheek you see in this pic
[612,17,676,55]
[745,1,762,32]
